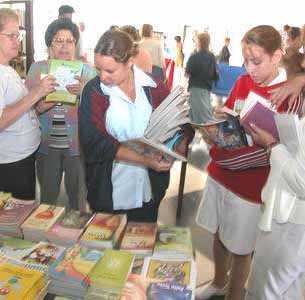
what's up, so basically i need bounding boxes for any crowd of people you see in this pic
[1,3,305,300]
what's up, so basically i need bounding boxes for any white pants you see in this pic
[196,176,261,255]
[246,221,305,300]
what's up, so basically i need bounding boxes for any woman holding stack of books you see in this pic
[0,8,55,200]
[26,18,96,211]
[79,29,192,222]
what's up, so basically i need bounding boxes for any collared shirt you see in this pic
[100,65,156,210]
[0,65,40,163]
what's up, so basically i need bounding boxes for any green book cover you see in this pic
[46,59,83,104]
[90,249,134,294]
[154,225,193,257]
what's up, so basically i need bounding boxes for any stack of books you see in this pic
[49,244,103,299]
[46,210,93,247]
[80,213,126,250]
[141,256,196,300]
[154,225,193,258]
[85,249,134,300]
[0,198,38,238]
[0,257,49,299]
[19,241,65,273]
[120,222,157,256]
[21,204,65,242]
[0,234,37,260]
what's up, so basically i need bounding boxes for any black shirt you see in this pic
[186,50,218,90]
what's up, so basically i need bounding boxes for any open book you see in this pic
[45,59,84,104]
[124,86,190,161]
[191,109,249,150]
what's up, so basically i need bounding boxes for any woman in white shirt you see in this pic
[0,8,55,199]
[245,111,305,299]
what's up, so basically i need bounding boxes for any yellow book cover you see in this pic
[81,213,125,242]
[22,205,65,231]
[0,261,45,300]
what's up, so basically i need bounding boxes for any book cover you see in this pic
[21,205,65,231]
[49,244,103,287]
[154,225,193,258]
[81,213,126,248]
[120,222,157,254]
[20,242,65,272]
[89,249,134,294]
[0,199,38,226]
[147,282,192,300]
[47,211,93,243]
[143,258,192,286]
[0,260,45,300]
[125,131,187,162]
[0,235,36,260]
[240,100,279,140]
[121,273,148,300]
[191,113,248,150]
[46,59,83,104]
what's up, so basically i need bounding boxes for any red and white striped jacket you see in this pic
[208,74,303,203]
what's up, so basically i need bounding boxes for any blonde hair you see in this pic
[0,8,19,31]
[197,32,210,51]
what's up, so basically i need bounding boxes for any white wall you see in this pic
[33,0,305,65]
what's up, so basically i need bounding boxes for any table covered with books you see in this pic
[0,192,197,300]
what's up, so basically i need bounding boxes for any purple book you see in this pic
[240,101,279,140]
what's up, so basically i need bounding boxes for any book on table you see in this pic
[46,210,94,247]
[124,86,190,162]
[85,249,134,300]
[120,222,158,256]
[45,59,84,104]
[153,225,193,259]
[21,204,65,242]
[80,213,127,250]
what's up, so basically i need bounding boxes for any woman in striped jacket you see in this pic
[195,25,303,300]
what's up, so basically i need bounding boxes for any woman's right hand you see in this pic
[32,75,57,101]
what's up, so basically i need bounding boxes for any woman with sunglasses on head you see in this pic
[0,8,56,200]
[26,18,96,211]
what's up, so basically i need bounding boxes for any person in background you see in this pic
[218,37,231,64]
[245,81,305,299]
[139,24,165,81]
[195,25,302,300]
[76,21,88,62]
[120,25,152,73]
[0,8,56,199]
[285,27,302,56]
[25,18,96,211]
[185,32,218,123]
[174,35,184,68]
[58,4,75,20]
[79,30,192,222]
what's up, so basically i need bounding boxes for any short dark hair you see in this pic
[58,5,75,16]
[174,36,182,43]
[288,27,301,40]
[141,24,153,38]
[120,25,140,42]
[95,30,138,64]
[45,18,79,47]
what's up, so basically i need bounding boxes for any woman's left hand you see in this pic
[66,75,84,96]
[247,123,278,148]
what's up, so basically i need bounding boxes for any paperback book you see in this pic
[120,222,157,255]
[80,213,127,249]
[46,59,83,104]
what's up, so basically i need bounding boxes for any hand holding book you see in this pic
[246,123,278,149]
